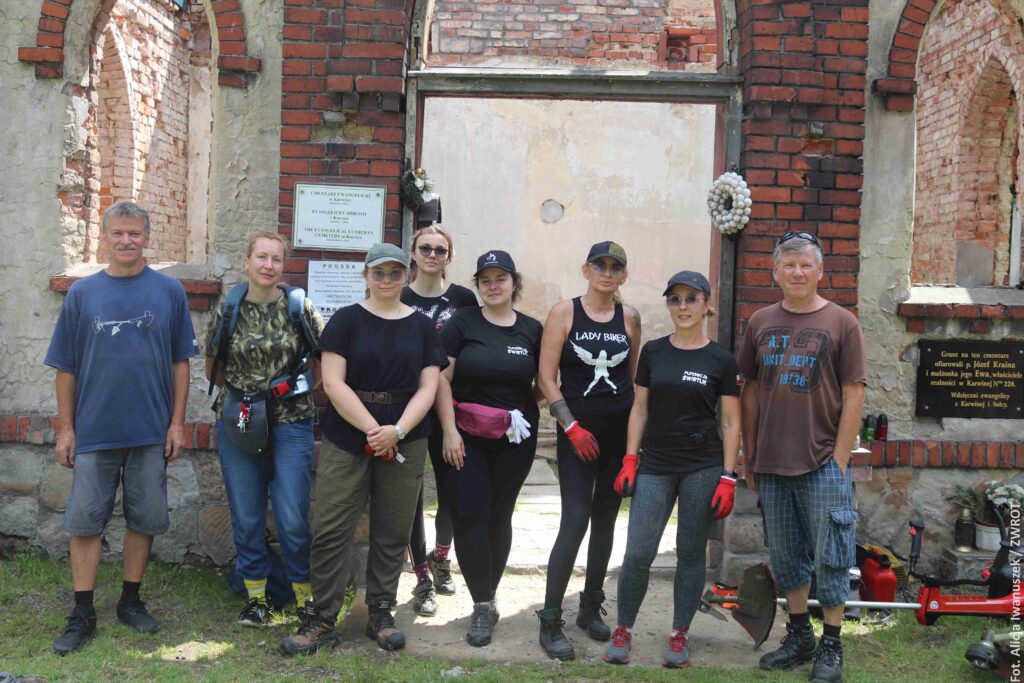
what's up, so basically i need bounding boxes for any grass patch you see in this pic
[0,550,1006,682]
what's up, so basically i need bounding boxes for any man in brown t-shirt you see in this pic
[737,232,866,683]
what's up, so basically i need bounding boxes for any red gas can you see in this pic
[860,556,897,603]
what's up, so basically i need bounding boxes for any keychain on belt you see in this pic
[237,400,251,433]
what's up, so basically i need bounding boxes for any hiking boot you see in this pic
[576,589,611,641]
[117,595,159,634]
[810,635,844,683]
[663,630,690,669]
[489,597,500,625]
[604,625,632,665]
[759,621,816,671]
[279,603,339,656]
[366,600,405,651]
[52,604,97,655]
[428,552,456,596]
[536,607,575,661]
[238,598,269,627]
[466,602,494,647]
[412,578,437,617]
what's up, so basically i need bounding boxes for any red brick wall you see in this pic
[733,0,868,339]
[911,0,1023,285]
[277,0,414,287]
[428,0,716,70]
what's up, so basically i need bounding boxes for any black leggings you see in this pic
[444,428,537,603]
[408,428,453,565]
[543,407,628,609]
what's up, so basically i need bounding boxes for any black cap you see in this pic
[663,270,712,296]
[474,250,516,276]
[586,240,627,266]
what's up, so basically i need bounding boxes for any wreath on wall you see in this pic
[707,171,752,235]
[399,167,435,211]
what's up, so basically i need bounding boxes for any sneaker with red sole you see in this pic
[604,625,632,664]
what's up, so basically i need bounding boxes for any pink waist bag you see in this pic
[453,401,511,439]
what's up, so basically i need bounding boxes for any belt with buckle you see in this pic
[355,390,414,405]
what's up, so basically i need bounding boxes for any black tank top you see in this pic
[559,297,633,413]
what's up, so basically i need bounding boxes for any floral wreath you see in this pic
[707,171,752,235]
[399,167,436,211]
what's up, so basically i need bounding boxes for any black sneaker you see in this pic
[412,579,437,617]
[810,635,844,683]
[238,598,270,627]
[759,621,816,671]
[466,602,494,647]
[52,604,97,655]
[117,595,160,634]
[366,600,405,651]
[428,552,456,596]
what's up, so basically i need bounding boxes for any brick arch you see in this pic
[17,0,260,87]
[874,0,1022,110]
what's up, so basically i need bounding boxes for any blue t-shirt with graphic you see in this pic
[44,267,199,454]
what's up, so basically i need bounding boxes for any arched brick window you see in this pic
[911,0,1024,286]
[77,0,212,265]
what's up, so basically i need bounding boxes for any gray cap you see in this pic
[663,270,712,296]
[365,243,410,268]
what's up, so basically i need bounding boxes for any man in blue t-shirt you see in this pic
[44,201,199,655]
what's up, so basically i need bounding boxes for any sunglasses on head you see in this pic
[777,231,820,246]
[417,244,449,257]
[666,293,705,307]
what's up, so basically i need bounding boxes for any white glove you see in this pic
[507,409,532,444]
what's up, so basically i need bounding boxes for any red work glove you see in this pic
[613,454,639,497]
[364,442,395,462]
[711,474,737,518]
[565,421,600,462]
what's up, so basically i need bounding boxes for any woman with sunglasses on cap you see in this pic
[402,226,478,616]
[280,243,447,656]
[535,241,641,661]
[604,271,740,669]
[204,232,325,627]
[434,250,543,647]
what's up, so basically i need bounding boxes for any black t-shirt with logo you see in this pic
[401,283,479,331]
[559,297,633,415]
[441,307,543,414]
[635,336,740,475]
[317,303,448,453]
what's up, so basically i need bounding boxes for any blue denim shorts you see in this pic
[62,445,170,537]
[757,457,857,608]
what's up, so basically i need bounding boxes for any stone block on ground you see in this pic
[940,547,996,582]
[523,458,558,486]
[197,504,235,566]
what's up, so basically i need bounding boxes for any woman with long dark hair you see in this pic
[402,225,477,615]
[535,241,640,660]
[604,271,740,669]
[435,250,543,647]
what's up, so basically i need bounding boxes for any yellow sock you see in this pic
[292,581,312,608]
[243,578,267,604]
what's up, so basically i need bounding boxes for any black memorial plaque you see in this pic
[916,340,1024,418]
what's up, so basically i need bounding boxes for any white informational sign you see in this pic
[307,260,365,322]
[292,183,386,252]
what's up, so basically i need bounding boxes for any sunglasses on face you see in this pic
[417,244,449,257]
[589,261,625,276]
[666,293,705,307]
[778,231,820,246]
[369,269,406,283]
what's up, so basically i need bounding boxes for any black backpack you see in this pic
[207,282,317,399]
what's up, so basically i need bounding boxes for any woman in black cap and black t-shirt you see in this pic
[604,270,740,670]
[435,249,543,648]
[535,241,641,660]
